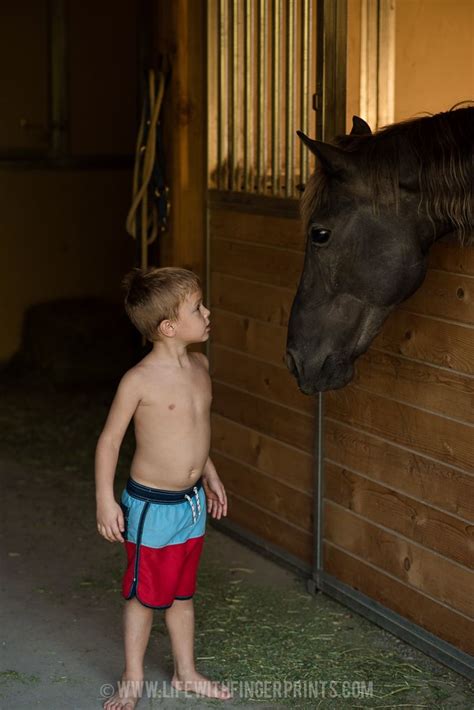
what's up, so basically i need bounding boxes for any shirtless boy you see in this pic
[95,266,231,708]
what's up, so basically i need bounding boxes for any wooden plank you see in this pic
[324,543,474,654]
[210,209,304,250]
[212,450,312,531]
[211,413,313,493]
[212,381,315,453]
[326,386,474,472]
[325,418,474,521]
[226,491,313,565]
[325,502,473,618]
[353,348,474,424]
[373,309,474,374]
[210,344,313,415]
[325,463,474,569]
[210,272,294,326]
[401,270,473,325]
[429,240,474,276]
[211,309,287,367]
[211,237,303,289]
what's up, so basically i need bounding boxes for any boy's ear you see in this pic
[158,319,175,338]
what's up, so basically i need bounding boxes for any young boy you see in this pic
[95,266,231,708]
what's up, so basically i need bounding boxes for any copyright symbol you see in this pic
[100,683,115,698]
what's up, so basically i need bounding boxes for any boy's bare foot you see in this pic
[103,675,143,710]
[172,671,232,700]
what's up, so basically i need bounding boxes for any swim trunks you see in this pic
[120,477,206,609]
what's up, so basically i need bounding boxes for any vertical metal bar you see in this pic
[217,0,223,188]
[243,0,253,192]
[271,0,281,194]
[315,0,324,142]
[311,0,348,596]
[257,0,267,193]
[229,0,239,190]
[228,0,234,190]
[315,391,324,573]
[300,0,311,187]
[218,0,228,188]
[285,0,295,196]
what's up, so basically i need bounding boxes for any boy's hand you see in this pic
[202,472,228,520]
[96,500,125,543]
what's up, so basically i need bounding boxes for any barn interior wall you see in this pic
[394,0,473,119]
[346,0,473,128]
[0,170,135,362]
[0,0,138,362]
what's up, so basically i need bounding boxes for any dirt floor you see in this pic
[1,377,474,709]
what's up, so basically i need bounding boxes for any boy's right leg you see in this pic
[103,598,153,710]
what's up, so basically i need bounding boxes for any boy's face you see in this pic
[173,289,211,344]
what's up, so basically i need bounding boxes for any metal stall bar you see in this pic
[217,0,229,189]
[284,0,296,196]
[271,0,281,194]
[229,0,239,190]
[256,0,268,193]
[299,0,311,187]
[243,0,254,191]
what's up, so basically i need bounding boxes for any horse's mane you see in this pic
[301,105,473,244]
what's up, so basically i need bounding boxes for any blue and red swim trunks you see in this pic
[120,476,206,609]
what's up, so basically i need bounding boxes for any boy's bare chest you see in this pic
[137,367,212,418]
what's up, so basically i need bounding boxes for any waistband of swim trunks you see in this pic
[126,476,203,503]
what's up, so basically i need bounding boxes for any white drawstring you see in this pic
[184,486,201,524]
[193,486,201,516]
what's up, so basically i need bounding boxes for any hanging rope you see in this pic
[126,68,169,270]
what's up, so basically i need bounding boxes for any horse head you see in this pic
[286,108,473,393]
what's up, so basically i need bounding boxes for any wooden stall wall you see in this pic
[208,196,315,571]
[323,240,474,654]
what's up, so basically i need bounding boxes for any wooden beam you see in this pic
[154,0,207,281]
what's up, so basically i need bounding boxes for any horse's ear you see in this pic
[350,115,371,135]
[297,131,354,176]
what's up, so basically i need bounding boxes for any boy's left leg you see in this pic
[165,598,232,700]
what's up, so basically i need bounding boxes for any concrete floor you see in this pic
[1,382,473,709]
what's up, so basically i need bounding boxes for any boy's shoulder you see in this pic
[192,351,209,371]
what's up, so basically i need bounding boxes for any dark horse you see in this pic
[286,106,473,393]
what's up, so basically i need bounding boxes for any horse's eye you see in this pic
[310,227,332,246]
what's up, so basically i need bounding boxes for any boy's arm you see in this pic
[95,369,141,542]
[193,352,227,518]
[202,456,228,519]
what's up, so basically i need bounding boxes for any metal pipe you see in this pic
[300,0,311,187]
[257,0,268,193]
[230,0,240,190]
[285,0,295,196]
[271,0,281,194]
[218,0,228,189]
[243,0,253,192]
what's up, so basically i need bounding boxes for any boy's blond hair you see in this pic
[122,267,201,342]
